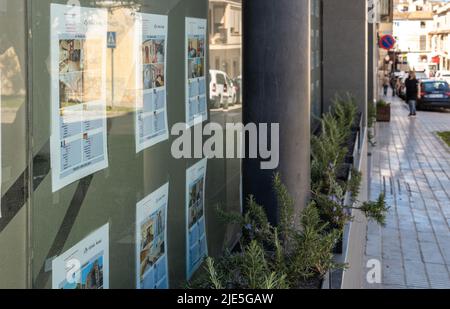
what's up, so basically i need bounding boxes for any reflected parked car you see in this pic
[209,70,230,109]
[418,80,450,110]
[226,76,237,106]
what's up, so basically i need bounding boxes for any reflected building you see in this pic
[208,0,242,79]
[429,2,450,71]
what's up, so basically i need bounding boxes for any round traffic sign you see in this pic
[379,34,396,50]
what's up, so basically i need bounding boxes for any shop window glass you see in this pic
[0,0,242,289]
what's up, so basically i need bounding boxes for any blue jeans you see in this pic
[408,100,417,115]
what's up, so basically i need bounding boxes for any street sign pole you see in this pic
[111,48,114,109]
[107,32,117,109]
[380,34,396,51]
[393,50,396,73]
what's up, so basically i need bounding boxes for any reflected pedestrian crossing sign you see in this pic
[107,32,116,49]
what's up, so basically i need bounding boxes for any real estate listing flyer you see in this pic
[50,4,109,192]
[185,17,207,128]
[186,159,208,280]
[52,223,109,289]
[135,13,169,153]
[136,183,169,289]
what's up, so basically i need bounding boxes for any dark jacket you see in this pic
[405,78,419,101]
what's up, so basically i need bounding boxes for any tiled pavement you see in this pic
[363,93,450,289]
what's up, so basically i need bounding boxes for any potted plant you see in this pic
[376,99,391,122]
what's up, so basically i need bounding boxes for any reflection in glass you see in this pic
[207,0,243,256]
[0,0,245,289]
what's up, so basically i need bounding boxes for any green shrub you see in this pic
[333,93,358,136]
[376,99,390,108]
[311,114,348,194]
[289,203,343,282]
[191,92,389,290]
[191,174,344,289]
[437,131,450,147]
[360,193,390,226]
[347,168,362,204]
[312,94,389,227]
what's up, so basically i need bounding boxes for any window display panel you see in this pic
[186,159,208,279]
[52,224,109,289]
[23,0,243,289]
[50,4,109,192]
[136,183,169,289]
[135,13,169,152]
[186,18,208,127]
[0,0,28,289]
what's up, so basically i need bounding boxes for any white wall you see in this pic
[394,20,431,52]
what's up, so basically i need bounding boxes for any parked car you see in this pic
[417,80,450,110]
[415,71,428,81]
[233,75,242,104]
[226,76,237,106]
[209,70,230,108]
[435,70,450,85]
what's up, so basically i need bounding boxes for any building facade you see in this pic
[208,0,242,79]
[394,0,434,12]
[393,9,434,71]
[392,0,449,73]
[429,3,450,70]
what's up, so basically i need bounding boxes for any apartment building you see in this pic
[429,3,450,70]
[208,0,242,79]
[394,0,434,12]
[391,0,450,73]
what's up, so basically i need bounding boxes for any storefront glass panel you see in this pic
[0,0,242,289]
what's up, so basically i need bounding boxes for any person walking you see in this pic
[390,76,397,97]
[383,75,390,97]
[405,71,420,117]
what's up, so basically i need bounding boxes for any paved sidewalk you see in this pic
[364,94,450,289]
